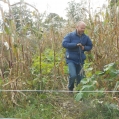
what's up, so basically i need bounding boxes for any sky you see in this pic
[0,0,108,19]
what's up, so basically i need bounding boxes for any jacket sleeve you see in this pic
[84,37,93,51]
[62,33,77,49]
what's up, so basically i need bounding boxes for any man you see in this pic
[62,21,93,92]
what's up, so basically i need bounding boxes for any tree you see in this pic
[44,13,66,31]
[66,0,87,23]
[110,0,119,7]
[1,1,44,40]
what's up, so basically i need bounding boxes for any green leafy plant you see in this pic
[75,62,119,101]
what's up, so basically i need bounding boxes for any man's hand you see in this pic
[77,43,84,50]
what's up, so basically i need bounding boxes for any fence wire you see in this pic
[0,90,119,93]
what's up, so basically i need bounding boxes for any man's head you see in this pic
[76,21,86,35]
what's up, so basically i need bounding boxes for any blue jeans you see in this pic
[67,62,83,90]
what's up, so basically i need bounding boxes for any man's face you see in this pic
[77,24,86,35]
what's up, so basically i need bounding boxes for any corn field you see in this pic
[0,0,119,119]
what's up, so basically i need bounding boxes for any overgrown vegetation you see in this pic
[0,0,119,118]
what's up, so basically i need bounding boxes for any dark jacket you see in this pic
[62,30,93,64]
